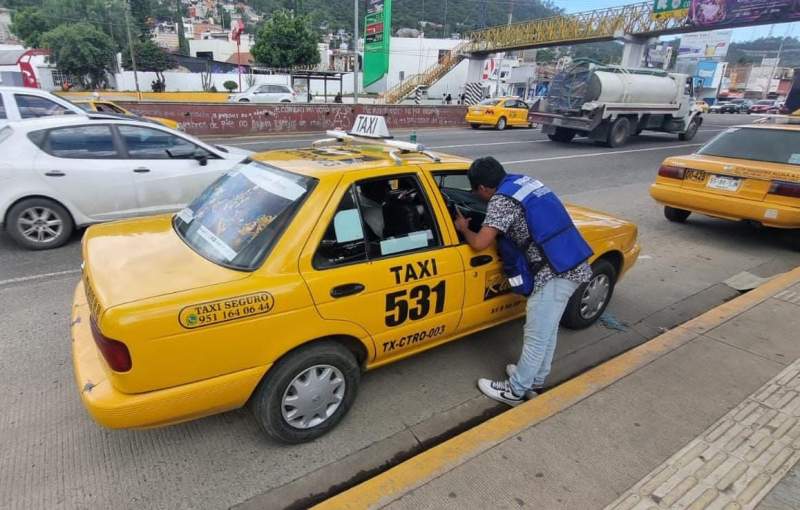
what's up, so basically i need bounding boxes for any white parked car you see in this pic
[227,84,296,103]
[0,116,251,250]
[0,86,88,127]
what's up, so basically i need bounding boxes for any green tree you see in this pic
[9,7,51,48]
[251,9,320,69]
[223,80,238,92]
[129,0,153,41]
[121,39,177,86]
[40,23,116,88]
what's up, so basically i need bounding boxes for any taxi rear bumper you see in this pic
[71,281,269,429]
[650,182,800,228]
[464,112,497,125]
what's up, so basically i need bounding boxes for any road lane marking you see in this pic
[0,269,81,286]
[431,139,550,149]
[501,143,704,165]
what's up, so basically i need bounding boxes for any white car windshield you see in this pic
[174,160,317,270]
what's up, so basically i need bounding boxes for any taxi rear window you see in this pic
[697,127,800,166]
[173,160,317,271]
[478,99,501,106]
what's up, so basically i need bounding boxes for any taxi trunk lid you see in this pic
[676,155,787,202]
[82,215,248,319]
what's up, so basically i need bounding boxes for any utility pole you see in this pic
[353,0,358,103]
[124,0,141,99]
[443,0,448,38]
[508,0,514,25]
[764,25,791,99]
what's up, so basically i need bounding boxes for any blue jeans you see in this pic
[509,277,580,396]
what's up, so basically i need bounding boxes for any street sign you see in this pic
[652,0,690,21]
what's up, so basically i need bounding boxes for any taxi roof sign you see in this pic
[349,115,393,139]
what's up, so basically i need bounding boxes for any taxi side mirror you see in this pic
[193,149,208,166]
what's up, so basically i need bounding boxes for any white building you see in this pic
[383,36,469,98]
[189,35,253,62]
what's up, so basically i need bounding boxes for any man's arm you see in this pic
[454,208,499,251]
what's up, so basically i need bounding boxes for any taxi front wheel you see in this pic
[251,342,360,444]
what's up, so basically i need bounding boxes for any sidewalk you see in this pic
[315,266,800,510]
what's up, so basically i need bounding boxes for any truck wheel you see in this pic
[547,127,575,143]
[496,117,507,130]
[679,119,700,141]
[561,259,617,330]
[251,342,360,444]
[606,117,630,147]
[6,197,74,250]
[664,206,691,223]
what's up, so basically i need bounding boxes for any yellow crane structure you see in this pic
[383,1,689,104]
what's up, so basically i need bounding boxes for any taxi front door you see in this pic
[299,168,465,366]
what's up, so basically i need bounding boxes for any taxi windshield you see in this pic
[697,127,800,166]
[173,160,317,270]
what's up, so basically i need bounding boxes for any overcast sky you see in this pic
[547,0,798,42]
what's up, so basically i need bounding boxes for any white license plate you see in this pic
[707,175,741,192]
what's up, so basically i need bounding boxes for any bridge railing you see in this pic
[467,2,687,53]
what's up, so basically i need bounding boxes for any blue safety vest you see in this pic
[495,174,593,296]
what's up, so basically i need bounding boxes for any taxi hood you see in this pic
[82,215,249,314]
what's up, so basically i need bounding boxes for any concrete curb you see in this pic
[313,266,800,510]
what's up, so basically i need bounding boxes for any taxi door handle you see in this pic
[470,255,493,267]
[331,283,365,298]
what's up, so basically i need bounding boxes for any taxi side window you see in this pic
[314,175,443,268]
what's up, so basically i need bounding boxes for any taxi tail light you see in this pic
[769,181,800,198]
[90,319,132,372]
[658,165,686,180]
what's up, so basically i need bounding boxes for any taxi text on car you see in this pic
[72,115,640,443]
[650,116,800,248]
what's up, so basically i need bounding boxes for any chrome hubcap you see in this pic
[281,365,346,429]
[579,274,610,320]
[17,207,63,244]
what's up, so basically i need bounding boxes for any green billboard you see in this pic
[363,0,392,90]
[652,0,690,20]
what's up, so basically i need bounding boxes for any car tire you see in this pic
[496,117,507,130]
[470,123,480,129]
[251,341,360,444]
[6,198,74,250]
[561,259,617,330]
[664,206,691,223]
[606,117,630,147]
[280,100,291,103]
[238,98,250,102]
[679,118,700,141]
[547,127,576,143]
[781,230,800,251]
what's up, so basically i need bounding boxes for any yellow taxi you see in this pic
[650,119,800,247]
[75,99,181,130]
[72,116,640,443]
[695,100,710,114]
[465,97,533,130]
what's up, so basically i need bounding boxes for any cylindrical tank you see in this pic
[585,70,680,105]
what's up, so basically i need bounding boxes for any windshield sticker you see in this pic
[380,232,428,256]
[241,165,306,201]
[177,207,194,223]
[179,292,275,329]
[789,154,800,165]
[197,224,238,261]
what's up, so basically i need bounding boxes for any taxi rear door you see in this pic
[299,166,466,366]
[422,167,527,335]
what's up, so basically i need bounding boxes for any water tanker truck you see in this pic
[529,64,703,147]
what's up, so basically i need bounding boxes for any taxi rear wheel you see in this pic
[664,206,691,223]
[470,123,480,129]
[251,342,360,444]
[561,259,617,330]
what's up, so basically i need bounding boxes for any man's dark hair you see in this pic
[468,156,506,190]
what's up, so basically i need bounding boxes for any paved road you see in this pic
[2,114,798,509]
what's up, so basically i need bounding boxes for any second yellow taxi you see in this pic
[650,117,800,248]
[72,116,640,444]
[465,96,533,130]
[75,98,181,130]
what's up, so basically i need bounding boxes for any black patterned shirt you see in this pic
[483,194,593,294]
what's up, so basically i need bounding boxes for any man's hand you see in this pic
[454,207,470,233]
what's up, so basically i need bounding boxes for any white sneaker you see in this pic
[477,378,525,406]
[505,364,542,399]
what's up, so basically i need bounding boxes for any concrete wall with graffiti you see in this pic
[116,102,468,136]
